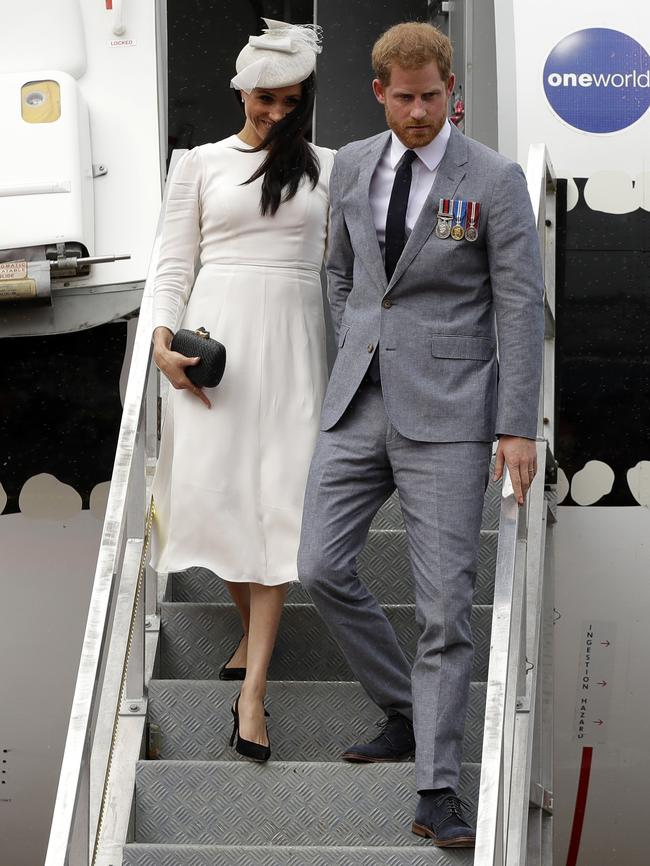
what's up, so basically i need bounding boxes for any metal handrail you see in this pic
[474,143,556,866]
[44,153,185,866]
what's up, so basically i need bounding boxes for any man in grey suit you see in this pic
[298,22,544,847]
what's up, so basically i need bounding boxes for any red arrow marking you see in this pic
[593,720,604,726]
[600,640,610,647]
[597,681,607,687]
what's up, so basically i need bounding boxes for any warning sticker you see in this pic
[0,260,27,280]
[0,279,37,299]
[575,620,615,745]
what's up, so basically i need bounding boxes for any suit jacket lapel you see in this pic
[386,124,469,293]
[351,132,391,294]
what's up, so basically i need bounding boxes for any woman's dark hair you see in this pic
[237,73,320,216]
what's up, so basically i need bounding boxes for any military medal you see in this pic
[435,198,452,239]
[451,199,467,241]
[465,201,480,242]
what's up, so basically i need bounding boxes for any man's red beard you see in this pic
[384,105,446,148]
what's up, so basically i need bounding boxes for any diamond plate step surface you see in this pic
[123,844,474,866]
[131,462,501,862]
[372,471,501,532]
[171,530,497,607]
[134,761,480,847]
[148,680,487,763]
[160,603,492,682]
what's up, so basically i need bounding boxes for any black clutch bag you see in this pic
[170,326,226,388]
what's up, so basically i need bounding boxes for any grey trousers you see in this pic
[298,381,491,791]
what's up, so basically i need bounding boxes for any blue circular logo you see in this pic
[543,28,650,133]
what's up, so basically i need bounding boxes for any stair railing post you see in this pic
[502,501,527,863]
[475,469,519,865]
[477,144,556,866]
[67,754,90,865]
[502,145,556,866]
[144,360,159,621]
[505,443,548,866]
[44,150,187,866]
[123,411,146,710]
[540,495,555,865]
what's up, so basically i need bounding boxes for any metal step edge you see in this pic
[146,680,487,764]
[171,527,497,606]
[161,602,493,611]
[150,678,488,686]
[122,843,474,866]
[363,528,497,535]
[134,761,481,848]
[135,759,481,771]
[159,604,493,682]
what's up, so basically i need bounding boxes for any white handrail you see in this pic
[474,143,556,866]
[44,152,185,866]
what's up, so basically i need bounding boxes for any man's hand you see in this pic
[493,435,537,506]
[152,326,211,409]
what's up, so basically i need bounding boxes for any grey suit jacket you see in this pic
[321,123,545,442]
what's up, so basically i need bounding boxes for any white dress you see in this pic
[150,135,334,585]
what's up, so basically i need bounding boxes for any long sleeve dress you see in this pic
[150,136,334,585]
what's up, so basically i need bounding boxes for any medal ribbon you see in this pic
[454,199,467,228]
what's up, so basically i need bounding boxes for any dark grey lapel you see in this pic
[386,124,469,293]
[351,131,391,294]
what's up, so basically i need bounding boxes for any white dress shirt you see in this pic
[369,120,452,255]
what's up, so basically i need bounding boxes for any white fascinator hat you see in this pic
[231,18,323,93]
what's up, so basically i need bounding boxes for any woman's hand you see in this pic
[152,326,212,408]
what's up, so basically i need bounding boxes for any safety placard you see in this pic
[0,279,37,299]
[0,260,27,280]
[575,620,615,744]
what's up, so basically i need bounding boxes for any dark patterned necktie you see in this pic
[384,149,417,281]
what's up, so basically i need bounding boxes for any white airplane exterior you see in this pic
[1,2,648,865]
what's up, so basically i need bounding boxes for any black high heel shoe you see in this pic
[230,695,271,763]
[218,636,246,681]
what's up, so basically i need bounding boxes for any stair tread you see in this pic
[159,603,493,682]
[135,761,480,848]
[123,843,474,865]
[126,467,503,860]
[371,478,501,531]
[161,602,493,609]
[147,680,486,763]
[171,528,498,606]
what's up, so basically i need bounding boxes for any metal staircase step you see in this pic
[160,603,492,682]
[148,680,487,763]
[133,760,480,847]
[371,474,501,532]
[171,529,497,607]
[128,466,501,863]
[123,843,474,865]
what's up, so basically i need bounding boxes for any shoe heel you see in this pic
[229,694,271,762]
[229,698,239,747]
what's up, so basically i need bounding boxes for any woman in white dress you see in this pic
[150,20,333,762]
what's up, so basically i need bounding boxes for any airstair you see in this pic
[45,145,557,866]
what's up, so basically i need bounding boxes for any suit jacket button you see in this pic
[367,343,374,353]
[382,299,393,309]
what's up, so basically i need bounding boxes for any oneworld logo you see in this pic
[543,28,650,133]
